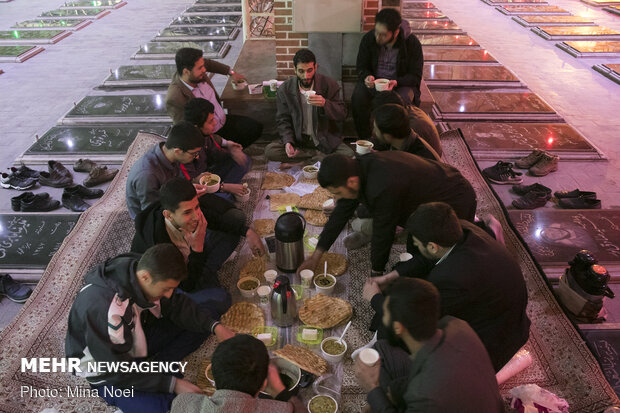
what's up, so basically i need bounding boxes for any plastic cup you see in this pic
[264,269,278,285]
[269,79,278,91]
[359,348,380,366]
[305,90,316,103]
[300,269,314,288]
[399,252,413,262]
[374,78,389,91]
[257,285,271,305]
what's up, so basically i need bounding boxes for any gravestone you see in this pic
[593,63,620,85]
[582,330,620,397]
[38,8,111,19]
[557,41,620,57]
[418,34,479,47]
[497,5,571,15]
[184,5,243,15]
[423,48,498,64]
[0,30,71,45]
[401,10,448,19]
[533,26,620,41]
[60,0,126,9]
[60,95,171,125]
[408,20,465,34]
[12,19,92,31]
[0,214,79,269]
[102,64,177,88]
[0,45,45,62]
[19,125,169,164]
[423,64,522,87]
[402,2,438,9]
[483,0,548,4]
[196,0,241,3]
[133,41,229,60]
[513,15,596,27]
[155,26,239,41]
[169,15,242,27]
[605,5,620,15]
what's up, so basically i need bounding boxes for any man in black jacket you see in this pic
[297,153,476,277]
[353,8,424,139]
[65,244,235,413]
[365,202,531,371]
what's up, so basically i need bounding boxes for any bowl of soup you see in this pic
[199,173,221,193]
[308,394,338,413]
[303,165,319,179]
[321,336,347,363]
[237,276,259,298]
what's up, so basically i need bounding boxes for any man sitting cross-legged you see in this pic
[171,334,305,412]
[65,244,235,413]
[364,202,531,372]
[355,277,504,412]
[132,178,240,293]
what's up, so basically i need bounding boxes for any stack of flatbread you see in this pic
[254,218,275,237]
[298,187,332,211]
[298,294,352,329]
[274,344,329,377]
[314,252,347,276]
[269,193,300,211]
[221,302,265,334]
[240,256,267,281]
[262,172,295,190]
[305,210,328,226]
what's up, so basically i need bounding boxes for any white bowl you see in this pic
[375,78,390,91]
[237,276,260,298]
[199,173,221,193]
[234,186,251,203]
[355,140,373,155]
[313,273,336,296]
[321,336,347,363]
[302,165,319,179]
[308,394,338,413]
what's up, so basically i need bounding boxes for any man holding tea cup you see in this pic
[265,49,354,162]
[352,8,424,140]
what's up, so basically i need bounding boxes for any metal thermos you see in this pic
[270,276,297,327]
[274,211,306,272]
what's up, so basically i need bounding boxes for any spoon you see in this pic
[337,321,352,345]
[324,261,328,277]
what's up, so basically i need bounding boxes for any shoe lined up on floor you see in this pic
[10,192,60,212]
[483,161,523,184]
[1,172,37,190]
[84,165,118,187]
[62,184,104,212]
[39,160,73,188]
[0,273,33,304]
[555,188,601,209]
[514,150,559,177]
[73,158,98,173]
[512,182,602,209]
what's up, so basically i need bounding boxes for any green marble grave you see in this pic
[61,0,125,9]
[0,30,70,44]
[38,8,110,19]
[156,26,239,41]
[61,95,171,124]
[133,41,230,60]
[169,15,242,27]
[0,45,44,62]
[184,5,243,15]
[102,64,177,88]
[12,19,91,31]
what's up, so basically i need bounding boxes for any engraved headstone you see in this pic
[418,34,479,47]
[196,0,242,4]
[497,5,571,15]
[582,330,620,396]
[408,20,465,34]
[424,64,521,87]
[12,19,91,31]
[402,2,438,10]
[593,63,620,84]
[0,45,44,62]
[102,64,177,88]
[513,15,596,27]
[169,15,242,27]
[557,40,620,58]
[61,0,125,9]
[401,10,448,19]
[423,48,498,64]
[60,95,171,124]
[156,26,239,41]
[0,30,70,44]
[38,8,110,19]
[184,5,242,15]
[133,41,229,60]
[533,26,620,40]
[604,5,620,15]
[483,0,548,4]
[0,214,79,269]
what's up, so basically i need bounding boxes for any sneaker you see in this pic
[73,158,98,173]
[11,192,51,211]
[38,171,73,188]
[83,166,118,187]
[558,197,601,209]
[48,160,72,179]
[343,231,371,250]
[515,150,545,169]
[21,193,61,212]
[62,192,90,212]
[529,153,559,177]
[64,184,104,199]
[1,172,37,190]
[512,183,552,196]
[10,164,41,179]
[512,190,551,209]
[554,189,597,199]
[483,161,523,185]
[0,273,33,303]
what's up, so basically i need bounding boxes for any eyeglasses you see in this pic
[185,149,201,159]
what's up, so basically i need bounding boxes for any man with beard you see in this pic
[354,277,503,412]
[166,47,262,148]
[265,49,354,162]
[352,8,424,140]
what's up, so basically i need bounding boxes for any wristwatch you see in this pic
[228,69,235,77]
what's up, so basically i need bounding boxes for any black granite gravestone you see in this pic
[133,41,229,60]
[102,65,177,88]
[0,45,45,62]
[184,5,243,14]
[0,30,70,45]
[156,26,239,41]
[12,19,91,31]
[169,15,242,27]
[582,330,620,397]
[38,8,110,19]
[0,214,79,269]
[60,0,125,9]
[60,95,171,124]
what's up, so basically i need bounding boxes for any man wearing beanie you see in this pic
[126,121,206,219]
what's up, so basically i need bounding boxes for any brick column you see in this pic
[274,1,308,79]
[363,0,379,31]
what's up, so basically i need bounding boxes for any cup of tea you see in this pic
[264,269,278,285]
[300,269,314,288]
[269,79,278,92]
[359,348,380,366]
[374,78,390,91]
[355,140,374,155]
[305,90,316,103]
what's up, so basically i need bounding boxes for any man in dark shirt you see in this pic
[353,8,423,139]
[297,153,476,277]
[365,202,531,371]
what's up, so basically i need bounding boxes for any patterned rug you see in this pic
[0,131,618,412]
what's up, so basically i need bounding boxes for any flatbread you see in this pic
[262,172,295,190]
[269,193,300,211]
[298,294,352,329]
[298,189,332,211]
[274,344,329,377]
[240,256,267,281]
[220,302,265,334]
[305,210,328,226]
[314,252,347,276]
[254,219,275,237]
[298,176,319,185]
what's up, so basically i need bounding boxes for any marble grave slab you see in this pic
[431,90,561,121]
[12,19,91,31]
[533,26,620,40]
[0,45,45,62]
[483,0,548,4]
[60,95,171,125]
[418,34,480,48]
[183,5,243,15]
[408,20,465,34]
[442,122,602,159]
[0,30,71,45]
[513,15,596,27]
[0,214,79,270]
[402,2,438,9]
[155,26,239,41]
[132,41,230,60]
[38,8,111,20]
[169,15,242,27]
[497,5,571,15]
[581,0,620,5]
[557,41,620,57]
[593,63,620,84]
[603,5,620,15]
[423,48,499,64]
[196,0,241,4]
[19,125,170,164]
[508,210,620,277]
[60,0,126,9]
[102,64,177,88]
[401,10,449,20]
[423,64,522,87]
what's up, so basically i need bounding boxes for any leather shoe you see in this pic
[512,183,552,196]
[558,197,601,209]
[512,190,551,209]
[48,160,72,179]
[64,184,103,199]
[39,171,73,188]
[21,193,60,212]
[83,166,118,187]
[554,189,597,199]
[62,192,90,212]
[73,159,98,173]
